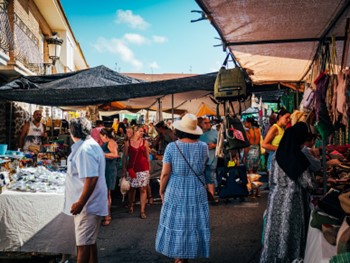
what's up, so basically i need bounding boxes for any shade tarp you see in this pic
[0,65,217,106]
[196,0,350,84]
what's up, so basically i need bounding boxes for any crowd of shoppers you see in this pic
[63,111,322,263]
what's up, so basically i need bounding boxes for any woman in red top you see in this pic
[122,125,150,219]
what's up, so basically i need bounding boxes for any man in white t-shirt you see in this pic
[63,118,107,263]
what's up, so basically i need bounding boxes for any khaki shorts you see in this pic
[74,212,102,246]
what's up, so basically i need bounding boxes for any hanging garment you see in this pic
[215,122,225,158]
[300,85,315,110]
[336,71,349,126]
[331,74,339,124]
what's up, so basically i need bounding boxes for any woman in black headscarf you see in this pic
[260,122,316,263]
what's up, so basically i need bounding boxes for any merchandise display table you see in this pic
[0,190,75,255]
[304,216,336,263]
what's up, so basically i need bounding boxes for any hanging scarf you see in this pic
[276,122,310,181]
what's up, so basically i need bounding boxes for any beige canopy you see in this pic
[196,0,350,84]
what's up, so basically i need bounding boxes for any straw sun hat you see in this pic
[172,113,203,135]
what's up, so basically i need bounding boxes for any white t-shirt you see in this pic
[63,137,108,216]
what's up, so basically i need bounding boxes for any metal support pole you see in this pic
[171,94,174,123]
[322,138,327,194]
[51,106,54,138]
[296,84,299,109]
[8,102,13,149]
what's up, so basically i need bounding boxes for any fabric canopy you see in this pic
[196,0,350,84]
[0,65,217,106]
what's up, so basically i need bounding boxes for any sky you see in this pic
[60,0,225,74]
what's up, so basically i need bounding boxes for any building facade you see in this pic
[0,0,88,83]
[0,0,88,148]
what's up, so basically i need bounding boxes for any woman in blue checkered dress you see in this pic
[155,114,210,263]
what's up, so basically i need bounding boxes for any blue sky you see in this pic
[60,0,225,74]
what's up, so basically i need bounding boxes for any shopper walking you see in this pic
[63,117,107,263]
[156,114,210,263]
[122,125,150,219]
[90,120,104,146]
[99,128,119,226]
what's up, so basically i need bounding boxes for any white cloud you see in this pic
[115,10,149,30]
[149,62,159,69]
[92,37,143,70]
[123,33,147,45]
[152,35,168,44]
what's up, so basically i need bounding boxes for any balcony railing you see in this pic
[13,14,43,74]
[0,2,13,54]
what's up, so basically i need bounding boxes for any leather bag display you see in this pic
[225,115,250,150]
[214,53,247,100]
[318,188,345,219]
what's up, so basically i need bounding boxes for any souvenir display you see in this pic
[6,166,66,193]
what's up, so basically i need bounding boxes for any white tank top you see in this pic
[27,121,44,136]
[23,121,45,150]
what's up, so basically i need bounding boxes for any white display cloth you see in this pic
[304,214,337,263]
[0,190,75,255]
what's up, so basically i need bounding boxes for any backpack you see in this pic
[214,53,247,100]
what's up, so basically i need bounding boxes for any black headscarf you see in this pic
[276,122,310,181]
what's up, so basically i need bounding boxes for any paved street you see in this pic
[95,189,267,263]
[0,188,267,263]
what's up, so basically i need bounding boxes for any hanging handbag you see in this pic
[174,141,215,202]
[127,139,141,179]
[120,177,130,202]
[225,115,250,150]
[214,52,247,100]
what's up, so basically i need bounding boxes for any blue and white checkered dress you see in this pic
[155,140,210,259]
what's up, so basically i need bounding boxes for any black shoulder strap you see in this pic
[174,141,206,187]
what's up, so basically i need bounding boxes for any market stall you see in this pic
[0,163,75,255]
[193,0,350,262]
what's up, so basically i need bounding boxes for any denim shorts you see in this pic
[204,165,216,185]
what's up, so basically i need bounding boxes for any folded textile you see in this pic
[310,210,341,230]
